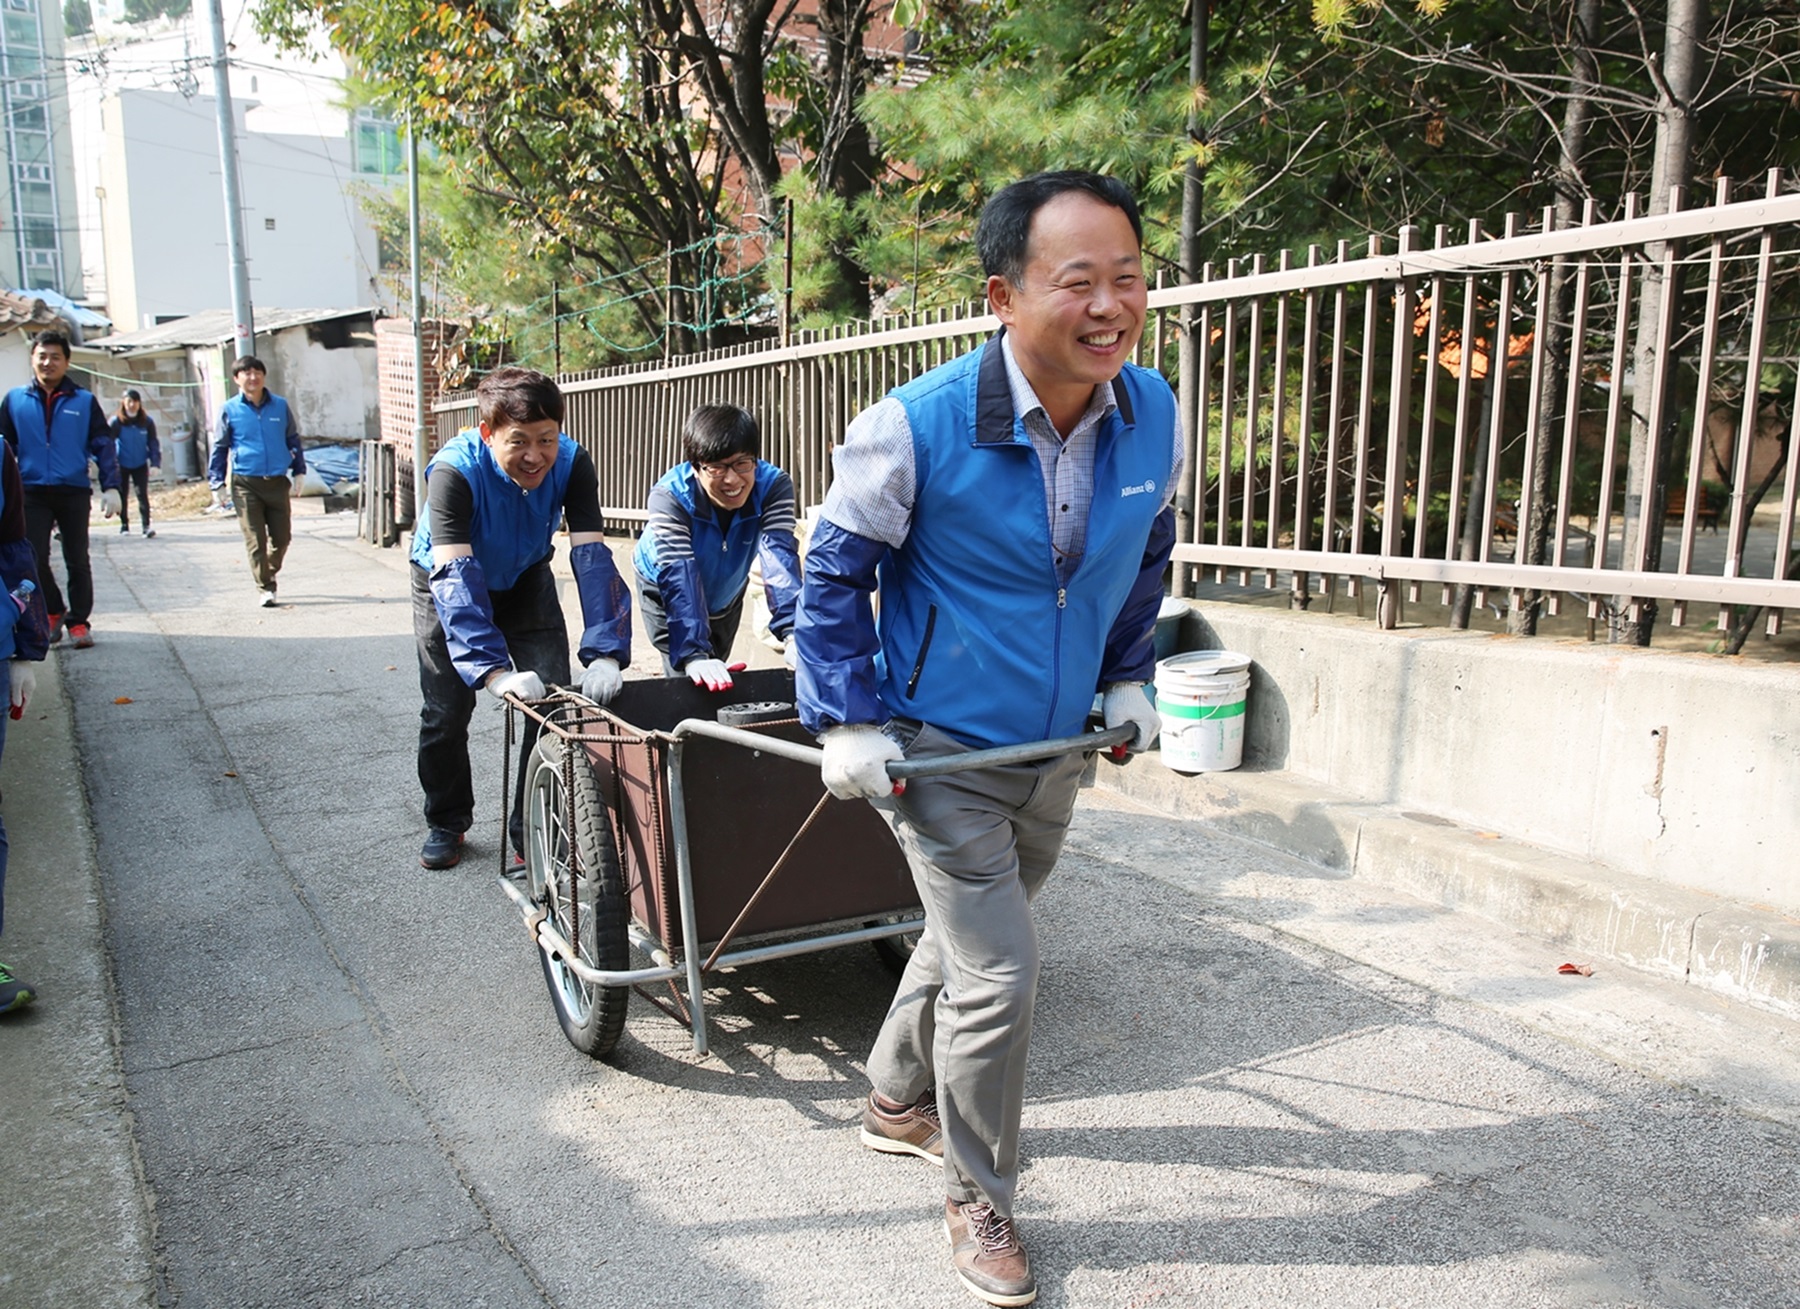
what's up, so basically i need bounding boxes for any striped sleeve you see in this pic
[643,483,695,561]
[818,397,915,549]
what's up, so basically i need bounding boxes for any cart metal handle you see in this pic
[667,718,1136,780]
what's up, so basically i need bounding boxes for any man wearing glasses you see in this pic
[631,404,801,691]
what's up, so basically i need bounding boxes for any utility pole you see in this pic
[200,0,254,359]
[407,112,427,520]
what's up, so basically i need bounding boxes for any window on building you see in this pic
[17,181,53,215]
[353,110,403,176]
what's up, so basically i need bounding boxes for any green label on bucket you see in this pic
[1159,699,1246,721]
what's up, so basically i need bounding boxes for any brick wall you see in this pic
[375,318,461,455]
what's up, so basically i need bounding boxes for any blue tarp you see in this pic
[304,444,361,487]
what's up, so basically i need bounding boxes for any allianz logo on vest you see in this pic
[1119,479,1156,498]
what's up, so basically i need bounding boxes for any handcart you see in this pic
[497,667,1132,1060]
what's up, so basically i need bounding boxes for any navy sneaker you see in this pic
[0,960,36,1014]
[420,828,465,869]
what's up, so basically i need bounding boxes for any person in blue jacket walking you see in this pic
[632,404,801,691]
[209,356,305,607]
[0,437,51,1012]
[0,329,122,649]
[792,172,1179,1308]
[109,389,160,537]
[410,366,633,871]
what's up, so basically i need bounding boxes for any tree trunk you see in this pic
[815,0,879,318]
[1612,0,1708,645]
[1174,0,1208,597]
[1510,0,1601,635]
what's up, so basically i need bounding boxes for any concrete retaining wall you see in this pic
[1173,604,1800,917]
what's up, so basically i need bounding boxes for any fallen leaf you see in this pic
[113,696,133,705]
[1557,962,1594,976]
[223,771,237,778]
[385,665,397,671]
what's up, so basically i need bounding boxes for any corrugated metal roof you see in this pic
[9,288,111,331]
[0,290,69,332]
[85,307,378,353]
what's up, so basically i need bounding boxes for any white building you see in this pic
[65,3,404,328]
[97,87,391,328]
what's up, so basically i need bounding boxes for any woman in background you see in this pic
[109,389,160,538]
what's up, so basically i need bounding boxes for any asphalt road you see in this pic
[3,509,1797,1308]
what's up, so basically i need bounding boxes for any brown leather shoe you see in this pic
[860,1089,943,1162]
[945,1199,1035,1306]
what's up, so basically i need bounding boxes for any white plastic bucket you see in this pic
[1155,651,1252,774]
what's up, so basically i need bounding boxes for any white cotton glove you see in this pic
[9,660,34,716]
[487,668,546,703]
[101,488,122,519]
[579,657,624,704]
[1102,681,1161,753]
[684,657,734,692]
[783,639,799,671]
[819,723,904,800]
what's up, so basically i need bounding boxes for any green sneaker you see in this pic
[0,960,36,1013]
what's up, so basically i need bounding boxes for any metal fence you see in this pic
[433,173,1800,634]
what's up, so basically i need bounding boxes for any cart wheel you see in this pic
[524,735,631,1059]
[869,917,923,977]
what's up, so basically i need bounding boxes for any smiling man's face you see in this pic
[987,191,1147,429]
[483,417,561,490]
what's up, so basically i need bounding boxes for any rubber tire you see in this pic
[523,734,631,1059]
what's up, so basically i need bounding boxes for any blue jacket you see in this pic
[4,383,119,491]
[631,460,801,665]
[410,429,577,590]
[209,390,304,484]
[110,415,160,470]
[797,335,1177,749]
[0,443,48,663]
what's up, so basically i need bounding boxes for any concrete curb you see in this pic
[1094,754,1800,1023]
[0,650,158,1308]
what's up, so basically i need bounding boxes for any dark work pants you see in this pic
[120,465,152,531]
[23,485,92,624]
[636,578,746,675]
[412,560,571,853]
[232,474,292,593]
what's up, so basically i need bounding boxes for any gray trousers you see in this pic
[865,719,1087,1219]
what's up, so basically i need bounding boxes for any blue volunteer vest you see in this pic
[632,459,783,613]
[5,384,101,488]
[873,335,1175,749]
[219,392,294,477]
[409,429,578,591]
[114,418,153,469]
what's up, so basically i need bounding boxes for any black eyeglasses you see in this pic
[695,456,757,480]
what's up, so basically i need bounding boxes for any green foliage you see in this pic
[63,0,92,38]
[853,0,1800,326]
